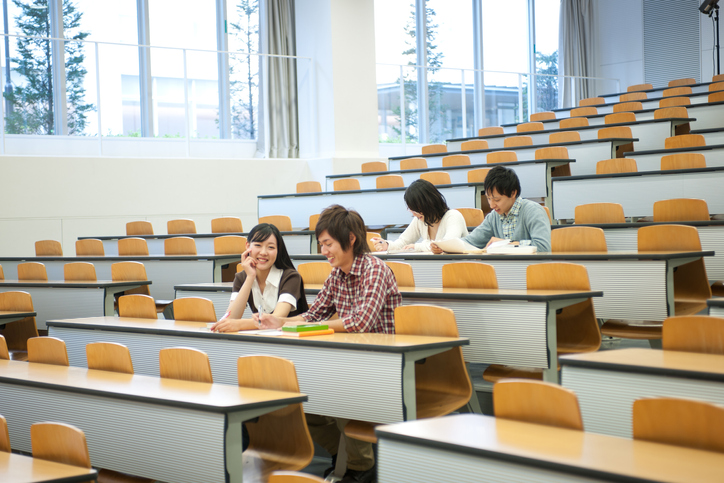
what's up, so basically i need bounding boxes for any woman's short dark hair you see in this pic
[315,204,369,257]
[247,223,295,271]
[484,166,521,198]
[404,179,449,226]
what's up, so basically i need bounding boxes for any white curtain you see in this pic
[558,0,598,108]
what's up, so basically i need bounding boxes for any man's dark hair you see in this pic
[484,165,521,198]
[404,179,449,226]
[315,204,369,257]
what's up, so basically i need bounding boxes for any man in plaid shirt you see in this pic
[260,204,401,482]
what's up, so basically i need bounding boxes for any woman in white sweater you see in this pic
[371,179,469,253]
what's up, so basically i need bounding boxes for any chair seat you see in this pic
[600,319,662,339]
[557,341,601,354]
[674,300,709,316]
[252,449,310,475]
[482,365,544,383]
[343,420,379,444]
[416,388,470,419]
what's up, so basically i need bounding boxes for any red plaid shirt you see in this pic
[301,254,402,333]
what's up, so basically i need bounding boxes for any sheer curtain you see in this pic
[558,0,598,108]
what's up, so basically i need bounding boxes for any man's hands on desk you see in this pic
[259,313,347,332]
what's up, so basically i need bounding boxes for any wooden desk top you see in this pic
[560,348,724,382]
[376,414,724,483]
[46,317,468,353]
[0,280,151,289]
[0,310,36,319]
[0,359,306,413]
[0,451,97,483]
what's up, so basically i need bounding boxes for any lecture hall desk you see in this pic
[0,309,36,325]
[0,451,98,483]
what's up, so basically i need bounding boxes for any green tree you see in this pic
[4,0,93,135]
[229,0,259,139]
[535,50,558,112]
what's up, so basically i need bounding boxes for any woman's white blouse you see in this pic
[386,209,470,253]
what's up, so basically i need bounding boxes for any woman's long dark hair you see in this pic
[403,179,449,226]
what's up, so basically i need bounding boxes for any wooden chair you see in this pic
[535,146,568,160]
[296,262,332,285]
[714,74,724,82]
[238,356,314,476]
[598,125,633,139]
[574,202,626,223]
[662,315,724,354]
[579,97,604,107]
[259,215,293,232]
[118,238,149,256]
[17,262,47,281]
[0,291,38,359]
[661,153,706,170]
[164,237,197,255]
[549,131,580,144]
[604,112,636,124]
[159,347,213,383]
[596,158,638,174]
[0,414,9,452]
[529,111,555,122]
[493,380,584,430]
[167,219,196,234]
[653,198,710,222]
[360,161,387,173]
[75,239,104,256]
[655,106,689,120]
[366,232,381,252]
[559,117,589,129]
[457,207,485,227]
[118,294,158,320]
[385,261,415,287]
[376,175,404,189]
[516,122,544,133]
[460,140,488,151]
[344,305,473,443]
[442,154,470,167]
[400,157,427,170]
[421,144,446,154]
[467,168,490,183]
[570,107,597,117]
[295,181,322,193]
[35,240,62,256]
[551,226,607,252]
[30,422,92,471]
[543,206,553,224]
[663,86,693,97]
[420,171,451,185]
[211,216,243,233]
[308,214,320,231]
[664,133,705,150]
[214,235,246,254]
[487,151,517,164]
[64,262,97,282]
[333,178,360,191]
[503,135,532,148]
[172,297,216,322]
[620,91,647,102]
[442,262,498,289]
[269,472,325,483]
[627,83,653,92]
[126,221,153,236]
[478,126,504,136]
[111,261,150,297]
[86,342,134,374]
[659,96,691,108]
[27,337,69,366]
[0,264,3,280]
[0,335,8,361]
[709,91,724,103]
[633,397,724,453]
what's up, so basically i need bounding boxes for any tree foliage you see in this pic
[535,50,558,112]
[229,0,259,140]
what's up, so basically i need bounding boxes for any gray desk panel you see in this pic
[0,287,103,330]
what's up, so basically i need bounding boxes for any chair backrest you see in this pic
[126,221,153,236]
[75,239,104,256]
[604,112,636,124]
[167,219,197,234]
[63,262,97,282]
[269,472,325,483]
[714,74,724,82]
[421,144,447,155]
[613,101,643,113]
[31,422,92,469]
[17,262,48,281]
[493,380,584,430]
[654,106,689,120]
[709,91,724,103]
[529,111,556,122]
[118,294,158,319]
[516,122,544,133]
[0,264,3,280]
[111,261,150,296]
[664,133,706,149]
[214,235,247,255]
[211,216,243,233]
[638,224,702,251]
[478,126,504,136]
[598,125,633,139]
[366,232,381,252]
[159,347,213,383]
[460,139,488,151]
[535,146,568,160]
[0,291,39,351]
[659,96,691,107]
[296,262,332,285]
[118,237,150,256]
[400,157,428,170]
[457,207,485,227]
[663,315,724,354]
[0,414,9,452]
[549,131,580,144]
[487,151,517,164]
[570,106,597,117]
[333,178,361,191]
[295,181,322,193]
[309,214,320,231]
[503,135,533,148]
[164,236,197,256]
[596,158,638,174]
[633,397,724,453]
[653,198,710,222]
[172,297,217,322]
[27,337,69,366]
[0,335,8,361]
[259,215,293,232]
[442,154,471,167]
[86,342,134,374]
[442,262,498,290]
[35,240,62,256]
[660,153,706,170]
[467,168,490,183]
[376,175,404,189]
[574,202,626,224]
[420,171,451,185]
[627,83,653,92]
[385,261,415,287]
[551,226,607,252]
[559,117,589,129]
[543,205,553,224]
[620,91,647,102]
[663,86,694,97]
[360,161,387,173]
[579,96,604,106]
